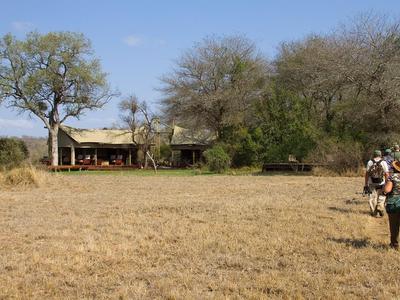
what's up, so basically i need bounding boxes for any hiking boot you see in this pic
[378,210,384,217]
[390,243,399,250]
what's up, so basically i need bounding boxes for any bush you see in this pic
[0,138,29,170]
[159,143,172,161]
[204,145,231,173]
[306,138,363,174]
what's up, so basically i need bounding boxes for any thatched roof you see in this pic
[170,126,215,146]
[60,125,143,145]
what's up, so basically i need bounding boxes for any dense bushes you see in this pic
[204,145,231,173]
[222,127,263,167]
[0,138,29,170]
[306,138,364,173]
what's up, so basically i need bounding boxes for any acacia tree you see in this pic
[159,35,268,140]
[0,31,114,166]
[119,95,158,171]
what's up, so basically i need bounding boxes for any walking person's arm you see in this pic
[384,180,393,195]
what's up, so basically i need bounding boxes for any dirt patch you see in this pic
[0,175,399,298]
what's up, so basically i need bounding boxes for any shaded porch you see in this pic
[58,146,137,166]
[170,145,207,167]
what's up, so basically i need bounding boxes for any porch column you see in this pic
[59,147,63,166]
[192,151,195,165]
[71,145,75,166]
[128,148,132,165]
[171,150,174,167]
[94,148,98,165]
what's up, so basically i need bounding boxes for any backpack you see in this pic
[368,159,385,183]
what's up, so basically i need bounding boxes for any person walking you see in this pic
[383,148,394,174]
[364,150,389,217]
[393,144,400,161]
[383,161,400,249]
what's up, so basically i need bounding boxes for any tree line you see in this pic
[160,13,400,171]
[1,13,399,169]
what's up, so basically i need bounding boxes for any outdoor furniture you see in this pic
[83,155,91,165]
[77,154,84,165]
[116,154,123,165]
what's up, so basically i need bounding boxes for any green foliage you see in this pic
[0,138,29,170]
[0,31,113,166]
[256,84,318,163]
[159,142,172,161]
[204,145,231,173]
[221,126,263,167]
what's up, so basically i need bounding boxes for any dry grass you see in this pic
[312,166,365,177]
[0,174,399,299]
[0,166,52,187]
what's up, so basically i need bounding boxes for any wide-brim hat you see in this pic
[393,161,400,173]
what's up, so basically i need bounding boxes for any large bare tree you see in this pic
[159,35,269,140]
[275,13,400,144]
[0,32,114,166]
[119,95,158,171]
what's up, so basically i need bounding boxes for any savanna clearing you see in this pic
[1,174,399,299]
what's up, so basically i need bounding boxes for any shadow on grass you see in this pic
[327,237,387,250]
[327,206,370,215]
[344,198,365,205]
[252,171,313,177]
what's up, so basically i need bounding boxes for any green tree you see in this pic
[221,126,263,167]
[0,138,29,169]
[0,32,114,166]
[256,84,318,163]
[204,145,231,173]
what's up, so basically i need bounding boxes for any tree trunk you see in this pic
[146,151,157,173]
[49,125,59,166]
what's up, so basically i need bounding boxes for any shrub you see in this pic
[0,138,29,170]
[204,145,231,173]
[159,142,172,161]
[306,138,363,174]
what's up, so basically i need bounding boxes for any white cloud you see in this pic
[11,21,34,32]
[0,118,34,130]
[123,35,142,47]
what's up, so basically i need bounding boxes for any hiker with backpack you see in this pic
[383,161,400,250]
[364,150,389,217]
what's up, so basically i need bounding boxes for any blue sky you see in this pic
[0,0,399,137]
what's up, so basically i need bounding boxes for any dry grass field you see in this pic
[1,173,400,299]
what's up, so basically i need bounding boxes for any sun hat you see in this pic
[393,161,400,173]
[374,150,382,157]
[385,148,392,155]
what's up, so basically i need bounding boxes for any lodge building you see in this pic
[57,125,214,167]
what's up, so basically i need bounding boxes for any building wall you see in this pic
[58,130,78,148]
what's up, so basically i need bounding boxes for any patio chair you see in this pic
[83,155,91,165]
[116,154,123,165]
[76,154,84,165]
